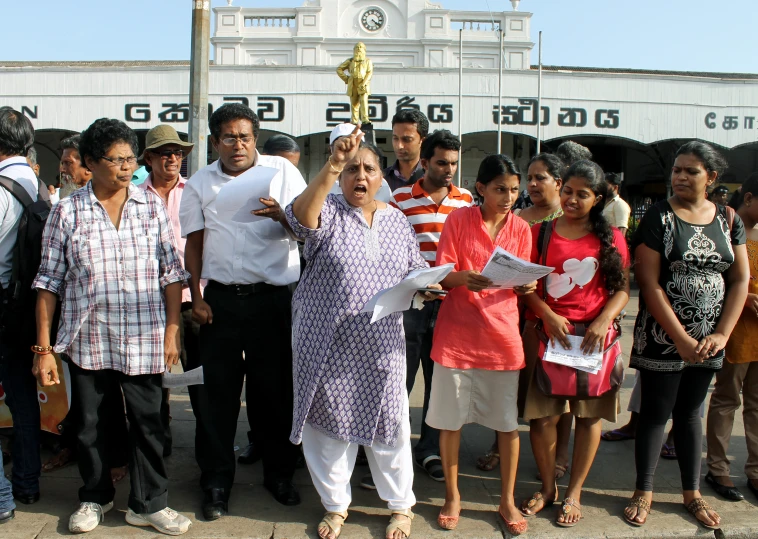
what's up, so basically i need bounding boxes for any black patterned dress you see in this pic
[630,201,745,372]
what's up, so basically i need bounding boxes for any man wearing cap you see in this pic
[328,123,391,202]
[180,103,306,520]
[710,185,730,206]
[139,125,201,457]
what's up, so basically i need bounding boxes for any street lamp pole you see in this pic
[188,0,211,177]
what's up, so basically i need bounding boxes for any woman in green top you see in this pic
[514,153,565,225]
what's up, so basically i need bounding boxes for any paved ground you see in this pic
[3,292,758,538]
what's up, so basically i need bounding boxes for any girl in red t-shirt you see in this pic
[519,160,630,528]
[426,155,534,536]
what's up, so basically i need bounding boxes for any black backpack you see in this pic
[0,171,51,328]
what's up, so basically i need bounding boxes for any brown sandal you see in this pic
[520,488,557,517]
[475,450,500,472]
[42,447,74,472]
[685,498,720,530]
[386,509,413,539]
[556,497,582,528]
[623,496,651,527]
[318,511,348,539]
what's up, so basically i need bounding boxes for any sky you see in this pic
[1,0,756,73]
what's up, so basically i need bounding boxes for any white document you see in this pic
[162,367,204,388]
[480,247,553,289]
[361,263,455,323]
[215,166,280,223]
[543,335,602,374]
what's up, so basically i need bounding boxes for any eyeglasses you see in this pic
[101,156,137,167]
[219,136,254,147]
[150,149,185,159]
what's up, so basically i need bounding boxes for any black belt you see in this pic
[207,280,279,296]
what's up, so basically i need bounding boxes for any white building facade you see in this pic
[1,0,757,202]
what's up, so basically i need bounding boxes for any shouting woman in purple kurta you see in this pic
[286,125,438,539]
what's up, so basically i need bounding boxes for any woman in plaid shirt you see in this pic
[31,119,191,536]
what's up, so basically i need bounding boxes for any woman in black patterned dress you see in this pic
[624,142,749,529]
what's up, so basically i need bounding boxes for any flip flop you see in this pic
[475,450,500,472]
[660,443,677,460]
[601,428,635,442]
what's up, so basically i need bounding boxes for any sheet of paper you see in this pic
[215,166,280,223]
[162,367,204,389]
[361,263,455,323]
[543,335,602,374]
[480,247,553,288]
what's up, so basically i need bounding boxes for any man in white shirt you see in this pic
[179,104,306,520]
[0,107,40,514]
[602,172,631,235]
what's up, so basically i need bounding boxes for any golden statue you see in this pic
[336,42,374,124]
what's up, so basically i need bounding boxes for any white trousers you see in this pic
[301,405,416,513]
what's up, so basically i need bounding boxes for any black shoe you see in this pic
[202,488,228,521]
[359,472,376,490]
[705,472,744,501]
[237,443,261,465]
[416,456,445,482]
[264,479,301,506]
[0,509,14,523]
[12,491,40,505]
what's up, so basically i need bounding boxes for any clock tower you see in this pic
[212,0,532,69]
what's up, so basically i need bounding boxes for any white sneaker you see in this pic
[126,507,192,536]
[69,501,113,533]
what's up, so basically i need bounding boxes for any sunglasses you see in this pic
[150,149,186,159]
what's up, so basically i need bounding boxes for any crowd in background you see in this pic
[0,104,755,539]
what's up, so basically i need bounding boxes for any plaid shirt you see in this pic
[33,182,189,375]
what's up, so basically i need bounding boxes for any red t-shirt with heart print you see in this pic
[529,221,630,323]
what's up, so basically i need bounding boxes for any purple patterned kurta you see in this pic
[286,194,427,447]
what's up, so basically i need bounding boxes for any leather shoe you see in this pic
[264,479,301,506]
[705,472,744,501]
[12,491,40,505]
[237,443,261,465]
[202,488,228,521]
[0,509,14,523]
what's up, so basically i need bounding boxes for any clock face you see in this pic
[361,8,385,32]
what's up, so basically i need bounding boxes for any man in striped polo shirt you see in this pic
[391,130,473,481]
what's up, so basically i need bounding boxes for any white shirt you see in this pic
[330,178,392,203]
[602,194,632,229]
[180,153,307,286]
[0,156,39,287]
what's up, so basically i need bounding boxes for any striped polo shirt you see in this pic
[390,179,474,266]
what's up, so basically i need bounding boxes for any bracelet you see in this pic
[31,345,53,355]
[327,157,344,175]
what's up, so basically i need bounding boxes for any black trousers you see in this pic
[635,366,715,492]
[161,305,199,452]
[403,300,441,462]
[70,362,168,514]
[189,283,298,493]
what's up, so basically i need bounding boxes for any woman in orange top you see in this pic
[425,155,535,536]
[705,172,758,501]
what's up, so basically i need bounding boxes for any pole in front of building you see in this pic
[457,28,463,188]
[536,31,543,155]
[497,26,504,154]
[188,0,211,177]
